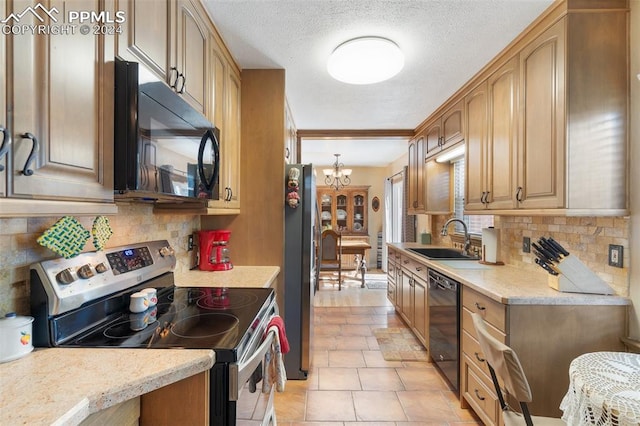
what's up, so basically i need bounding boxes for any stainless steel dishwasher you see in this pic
[428,269,460,391]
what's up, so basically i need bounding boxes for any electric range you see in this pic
[30,240,277,425]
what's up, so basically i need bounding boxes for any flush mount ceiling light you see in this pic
[327,36,404,85]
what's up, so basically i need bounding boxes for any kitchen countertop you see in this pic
[174,265,279,288]
[389,243,630,306]
[0,348,214,426]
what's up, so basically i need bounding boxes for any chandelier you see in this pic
[323,154,352,190]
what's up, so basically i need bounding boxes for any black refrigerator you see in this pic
[284,164,318,379]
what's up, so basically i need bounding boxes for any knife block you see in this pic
[547,255,614,295]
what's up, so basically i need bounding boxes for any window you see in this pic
[453,157,493,235]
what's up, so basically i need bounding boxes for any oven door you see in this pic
[210,297,278,425]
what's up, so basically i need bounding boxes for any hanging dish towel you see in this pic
[266,315,290,354]
[262,324,287,393]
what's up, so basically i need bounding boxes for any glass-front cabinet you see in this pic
[317,186,369,235]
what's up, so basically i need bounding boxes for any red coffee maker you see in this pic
[198,230,233,271]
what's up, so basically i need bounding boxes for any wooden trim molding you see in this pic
[297,129,414,139]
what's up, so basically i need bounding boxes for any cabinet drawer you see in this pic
[390,248,402,262]
[387,260,397,284]
[462,358,500,426]
[462,329,492,379]
[461,308,506,343]
[400,256,428,280]
[462,287,506,331]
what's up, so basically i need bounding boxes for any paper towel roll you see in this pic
[482,227,500,263]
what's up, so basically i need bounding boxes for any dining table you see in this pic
[560,351,640,426]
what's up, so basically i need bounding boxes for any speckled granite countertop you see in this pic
[174,266,279,288]
[389,243,630,306]
[0,348,214,426]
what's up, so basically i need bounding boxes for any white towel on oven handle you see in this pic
[262,325,287,393]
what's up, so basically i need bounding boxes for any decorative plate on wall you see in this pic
[372,196,380,212]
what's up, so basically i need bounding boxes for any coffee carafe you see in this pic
[198,230,233,271]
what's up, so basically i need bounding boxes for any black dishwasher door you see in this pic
[428,269,460,391]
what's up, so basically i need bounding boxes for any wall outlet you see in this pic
[522,237,531,253]
[188,234,194,251]
[608,244,623,268]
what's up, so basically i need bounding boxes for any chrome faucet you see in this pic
[441,218,471,256]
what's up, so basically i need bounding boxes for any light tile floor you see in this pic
[238,272,482,425]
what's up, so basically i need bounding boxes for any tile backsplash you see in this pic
[432,215,630,296]
[0,204,200,316]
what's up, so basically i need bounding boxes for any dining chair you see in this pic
[471,313,565,426]
[319,229,343,290]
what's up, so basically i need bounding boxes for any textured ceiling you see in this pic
[202,0,554,167]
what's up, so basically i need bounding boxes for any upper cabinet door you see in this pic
[8,0,113,201]
[464,82,488,211]
[407,136,425,213]
[441,99,464,147]
[518,20,566,209]
[424,122,441,157]
[116,0,171,80]
[175,0,209,114]
[486,56,518,210]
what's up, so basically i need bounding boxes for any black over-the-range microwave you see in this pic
[114,57,220,203]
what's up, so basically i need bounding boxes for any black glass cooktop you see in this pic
[62,286,274,362]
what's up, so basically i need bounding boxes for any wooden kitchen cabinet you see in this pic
[284,100,297,163]
[518,8,628,213]
[424,99,464,158]
[116,0,210,115]
[174,0,209,114]
[317,186,368,235]
[460,285,626,421]
[461,3,628,215]
[3,0,113,204]
[517,19,565,211]
[115,0,171,81]
[141,371,209,425]
[387,248,399,306]
[387,247,403,309]
[465,56,519,211]
[408,136,451,215]
[207,40,241,212]
[407,136,425,214]
[398,255,428,348]
[151,3,242,214]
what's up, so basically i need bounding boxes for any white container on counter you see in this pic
[0,313,34,363]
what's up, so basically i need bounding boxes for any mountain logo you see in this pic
[1,3,59,24]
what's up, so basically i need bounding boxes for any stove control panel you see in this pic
[106,246,154,274]
[31,240,176,316]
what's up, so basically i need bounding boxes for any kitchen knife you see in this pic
[547,237,570,256]
[532,242,558,263]
[535,257,559,275]
[539,237,563,260]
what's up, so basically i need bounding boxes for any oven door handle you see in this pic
[228,328,277,401]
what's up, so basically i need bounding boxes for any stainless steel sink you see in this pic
[407,247,480,260]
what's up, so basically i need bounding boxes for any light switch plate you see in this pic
[523,237,531,253]
[608,244,623,268]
